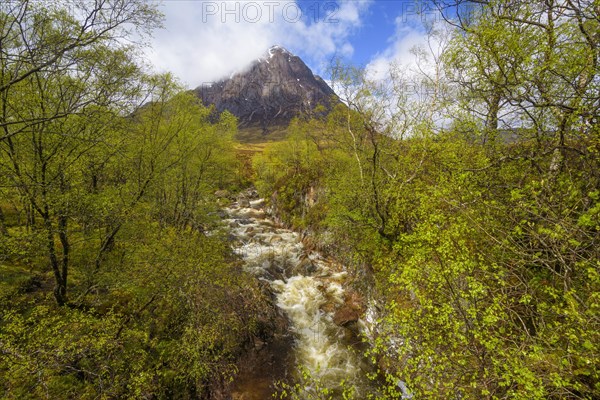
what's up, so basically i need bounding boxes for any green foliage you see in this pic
[253,118,327,228]
[1,0,599,398]
[0,3,268,398]
[252,2,600,397]
[0,0,162,305]
[274,366,362,400]
[256,113,600,398]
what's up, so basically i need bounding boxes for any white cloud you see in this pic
[145,0,371,88]
[366,15,434,82]
[361,14,456,134]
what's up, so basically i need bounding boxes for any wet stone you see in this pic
[238,198,251,207]
[333,291,366,327]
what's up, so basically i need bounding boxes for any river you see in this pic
[223,191,370,399]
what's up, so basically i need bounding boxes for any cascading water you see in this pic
[224,192,368,398]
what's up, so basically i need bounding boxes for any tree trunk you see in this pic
[26,201,35,229]
[44,212,67,306]
[58,212,69,302]
[0,205,8,236]
[485,91,501,144]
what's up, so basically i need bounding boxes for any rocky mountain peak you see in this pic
[266,44,291,57]
[195,46,337,141]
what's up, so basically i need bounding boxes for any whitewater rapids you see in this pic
[224,194,366,398]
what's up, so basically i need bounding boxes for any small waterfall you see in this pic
[225,192,367,398]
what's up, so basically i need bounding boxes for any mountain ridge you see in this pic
[195,46,337,142]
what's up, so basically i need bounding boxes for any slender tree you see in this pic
[0,0,161,305]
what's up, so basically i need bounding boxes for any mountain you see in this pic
[194,46,337,141]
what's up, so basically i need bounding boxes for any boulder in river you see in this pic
[333,291,366,327]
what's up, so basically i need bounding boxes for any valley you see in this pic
[1,1,599,399]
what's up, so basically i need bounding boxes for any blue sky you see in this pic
[347,0,443,65]
[147,0,442,87]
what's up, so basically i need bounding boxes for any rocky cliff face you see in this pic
[195,46,336,138]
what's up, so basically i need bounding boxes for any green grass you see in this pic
[235,125,288,143]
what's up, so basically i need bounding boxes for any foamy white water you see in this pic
[224,191,365,397]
